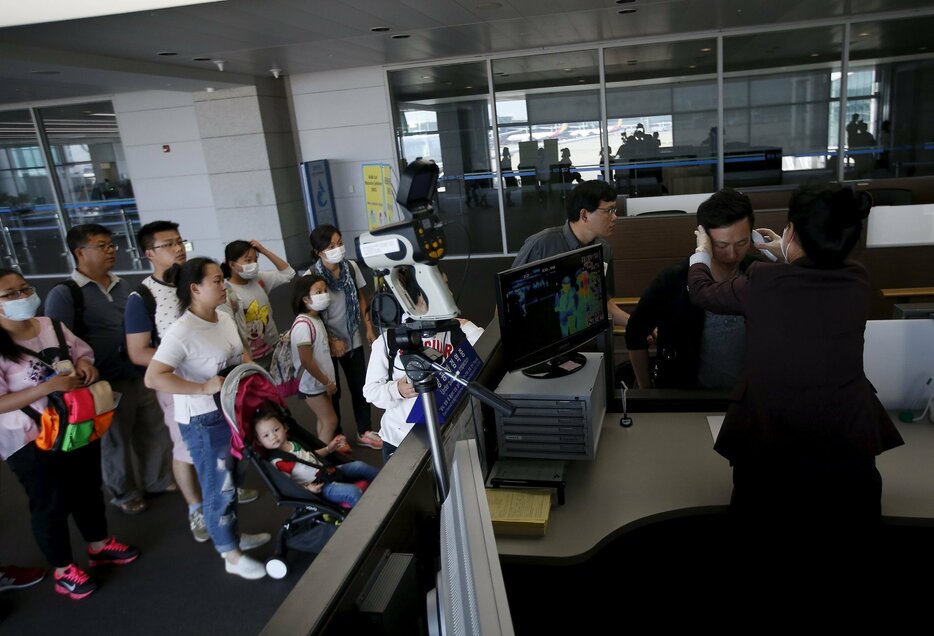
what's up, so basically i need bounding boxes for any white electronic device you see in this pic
[752,229,779,262]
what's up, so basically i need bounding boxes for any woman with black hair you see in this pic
[307,225,382,450]
[688,185,903,553]
[221,239,295,364]
[145,258,269,580]
[0,268,138,599]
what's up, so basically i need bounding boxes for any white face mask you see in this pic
[780,226,790,263]
[307,292,331,312]
[322,246,345,264]
[1,293,41,321]
[238,262,259,279]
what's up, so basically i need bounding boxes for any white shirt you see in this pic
[140,275,182,339]
[227,267,295,359]
[152,310,243,423]
[363,321,483,448]
[290,313,335,396]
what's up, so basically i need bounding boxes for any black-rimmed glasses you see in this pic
[0,286,37,301]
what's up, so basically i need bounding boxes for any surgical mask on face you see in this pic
[238,262,259,279]
[322,246,345,264]
[307,293,331,312]
[780,227,790,263]
[1,293,41,321]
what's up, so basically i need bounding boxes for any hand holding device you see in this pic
[753,229,780,262]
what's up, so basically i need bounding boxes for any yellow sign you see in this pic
[363,163,400,230]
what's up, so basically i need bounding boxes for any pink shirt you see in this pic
[0,317,94,459]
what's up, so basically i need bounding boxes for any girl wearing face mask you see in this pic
[306,225,382,451]
[288,275,344,448]
[0,268,141,600]
[221,240,295,364]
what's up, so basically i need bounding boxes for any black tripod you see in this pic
[391,321,515,499]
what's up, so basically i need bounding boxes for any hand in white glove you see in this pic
[694,225,711,254]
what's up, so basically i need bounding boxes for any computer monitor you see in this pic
[426,439,515,636]
[495,244,609,378]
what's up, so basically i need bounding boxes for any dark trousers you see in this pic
[729,454,882,566]
[331,346,373,436]
[7,441,109,568]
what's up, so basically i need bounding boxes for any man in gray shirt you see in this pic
[45,224,172,515]
[512,180,630,328]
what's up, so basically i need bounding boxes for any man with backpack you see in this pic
[45,224,173,516]
[124,221,257,540]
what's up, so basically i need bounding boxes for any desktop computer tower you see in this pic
[494,352,606,460]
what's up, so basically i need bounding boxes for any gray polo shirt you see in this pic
[511,221,616,295]
[44,269,139,381]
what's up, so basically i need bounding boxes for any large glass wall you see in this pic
[722,26,844,188]
[388,62,499,256]
[386,14,934,256]
[492,51,602,252]
[604,38,718,196]
[0,101,141,275]
[846,14,934,180]
[0,110,66,274]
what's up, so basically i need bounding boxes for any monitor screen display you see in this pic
[495,244,608,372]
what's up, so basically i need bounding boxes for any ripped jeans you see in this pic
[179,410,238,554]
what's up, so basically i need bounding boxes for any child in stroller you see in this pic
[220,362,378,578]
[251,407,379,508]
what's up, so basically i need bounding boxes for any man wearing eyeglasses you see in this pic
[45,223,173,516]
[511,180,630,327]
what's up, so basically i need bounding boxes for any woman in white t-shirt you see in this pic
[145,257,269,581]
[307,225,382,450]
[221,239,295,363]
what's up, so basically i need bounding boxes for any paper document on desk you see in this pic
[486,488,551,537]
[707,416,724,443]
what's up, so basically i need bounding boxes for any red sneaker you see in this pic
[87,537,140,566]
[0,564,45,591]
[54,564,97,600]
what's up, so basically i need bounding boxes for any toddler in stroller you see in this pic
[251,407,379,507]
[220,363,378,578]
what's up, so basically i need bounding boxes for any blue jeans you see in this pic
[381,441,398,464]
[180,410,238,553]
[321,461,379,507]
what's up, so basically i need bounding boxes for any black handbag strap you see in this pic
[19,319,70,424]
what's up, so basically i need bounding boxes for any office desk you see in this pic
[496,412,934,564]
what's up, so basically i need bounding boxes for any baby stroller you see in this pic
[220,363,360,579]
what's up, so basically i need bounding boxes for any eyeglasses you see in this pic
[0,286,36,301]
[82,242,119,252]
[152,239,192,251]
[593,205,618,216]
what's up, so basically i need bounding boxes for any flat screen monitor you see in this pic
[495,244,608,378]
[427,439,515,636]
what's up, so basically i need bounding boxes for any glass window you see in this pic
[723,26,844,187]
[845,15,934,179]
[38,101,143,272]
[493,50,602,252]
[0,109,68,275]
[388,62,498,256]
[605,39,719,198]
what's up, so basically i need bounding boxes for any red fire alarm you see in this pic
[162,145,171,153]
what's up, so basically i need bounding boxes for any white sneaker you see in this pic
[224,554,266,580]
[239,532,271,551]
[237,487,258,504]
